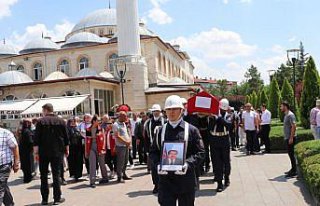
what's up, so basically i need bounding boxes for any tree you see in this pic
[216,79,228,97]
[260,88,269,106]
[251,91,258,109]
[244,65,264,94]
[257,91,261,108]
[279,78,295,121]
[268,78,281,118]
[300,57,320,128]
[245,95,251,103]
[274,64,293,90]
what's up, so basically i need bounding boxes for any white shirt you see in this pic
[130,118,139,136]
[0,128,18,165]
[242,111,256,131]
[261,109,271,125]
[316,112,320,127]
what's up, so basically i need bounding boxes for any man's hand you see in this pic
[175,163,188,175]
[157,165,168,175]
[13,162,20,173]
[289,137,294,145]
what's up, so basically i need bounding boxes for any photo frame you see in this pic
[160,141,186,171]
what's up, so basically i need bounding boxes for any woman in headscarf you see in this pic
[67,118,83,181]
[19,119,34,183]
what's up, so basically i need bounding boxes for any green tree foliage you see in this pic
[268,78,281,118]
[217,79,228,97]
[280,78,295,121]
[257,91,261,108]
[274,64,293,90]
[251,91,258,109]
[300,57,320,128]
[260,88,269,106]
[245,95,251,103]
[244,65,264,94]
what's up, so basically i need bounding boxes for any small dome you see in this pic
[0,71,33,86]
[99,71,114,79]
[44,71,69,81]
[20,37,59,54]
[72,8,117,33]
[0,44,18,56]
[75,68,99,77]
[62,32,108,48]
[168,77,187,84]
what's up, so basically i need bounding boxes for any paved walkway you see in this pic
[9,150,315,206]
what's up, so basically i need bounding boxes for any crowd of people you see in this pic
[0,94,300,206]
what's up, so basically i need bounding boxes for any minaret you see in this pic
[116,0,141,57]
[116,0,148,111]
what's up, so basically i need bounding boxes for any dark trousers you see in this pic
[137,140,147,164]
[211,137,231,181]
[202,135,211,170]
[105,149,117,172]
[67,143,83,179]
[245,130,257,153]
[0,164,14,206]
[261,125,271,152]
[148,155,159,187]
[132,136,137,159]
[20,150,34,183]
[83,144,90,174]
[230,129,236,149]
[39,155,63,201]
[286,139,296,172]
[129,149,134,165]
[158,190,195,206]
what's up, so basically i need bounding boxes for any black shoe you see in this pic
[152,186,158,194]
[61,180,67,186]
[216,181,223,192]
[123,175,132,180]
[285,171,297,178]
[117,177,125,183]
[41,200,48,205]
[205,166,210,173]
[89,183,96,188]
[53,197,65,205]
[246,151,250,155]
[99,179,109,184]
[232,148,237,151]
[284,169,292,175]
[224,177,230,187]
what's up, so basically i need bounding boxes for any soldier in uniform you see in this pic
[144,104,166,194]
[150,95,205,206]
[208,98,232,192]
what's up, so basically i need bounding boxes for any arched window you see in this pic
[108,53,118,73]
[59,60,70,75]
[33,63,42,80]
[79,57,89,70]
[16,65,24,72]
[3,95,17,101]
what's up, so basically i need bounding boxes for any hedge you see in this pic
[269,125,313,151]
[295,140,320,204]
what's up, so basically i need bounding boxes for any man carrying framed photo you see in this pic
[149,95,205,206]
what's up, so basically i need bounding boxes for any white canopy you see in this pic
[0,99,37,114]
[21,95,89,115]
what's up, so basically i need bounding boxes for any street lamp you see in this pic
[114,58,127,105]
[8,61,16,71]
[267,70,276,83]
[287,48,300,111]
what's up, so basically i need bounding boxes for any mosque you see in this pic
[0,0,198,130]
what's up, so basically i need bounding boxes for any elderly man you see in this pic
[310,100,320,139]
[0,123,20,206]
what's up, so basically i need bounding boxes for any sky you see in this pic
[0,0,319,84]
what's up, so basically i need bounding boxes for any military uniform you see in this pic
[208,113,232,191]
[144,116,166,191]
[149,120,205,206]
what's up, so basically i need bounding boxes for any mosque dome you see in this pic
[75,68,99,77]
[0,70,33,86]
[62,32,108,48]
[0,44,18,56]
[44,71,69,81]
[72,8,117,33]
[99,71,114,79]
[20,37,59,54]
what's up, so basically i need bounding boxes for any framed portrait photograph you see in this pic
[160,142,186,171]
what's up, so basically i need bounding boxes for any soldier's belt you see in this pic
[210,131,229,137]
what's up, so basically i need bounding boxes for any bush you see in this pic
[295,140,320,203]
[269,125,313,151]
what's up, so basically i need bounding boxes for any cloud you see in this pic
[148,0,172,25]
[7,20,74,50]
[271,44,285,54]
[223,0,229,4]
[172,27,257,60]
[240,0,252,3]
[0,0,18,19]
[288,36,296,42]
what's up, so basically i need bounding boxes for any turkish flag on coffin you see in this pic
[187,91,219,115]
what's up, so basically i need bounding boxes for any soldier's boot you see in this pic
[224,176,230,187]
[216,181,223,192]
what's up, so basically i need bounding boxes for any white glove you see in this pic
[174,163,188,175]
[157,165,168,175]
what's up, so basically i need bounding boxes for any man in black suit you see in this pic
[34,103,69,205]
[162,150,184,165]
